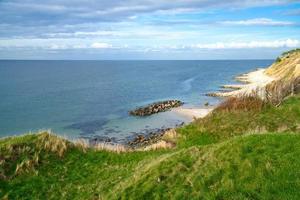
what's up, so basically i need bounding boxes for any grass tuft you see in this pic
[140,140,175,151]
[266,77,300,106]
[74,139,89,153]
[94,142,129,153]
[214,96,266,112]
[37,132,69,157]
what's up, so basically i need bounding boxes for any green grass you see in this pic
[275,48,300,62]
[281,48,300,57]
[0,95,300,199]
[176,95,300,148]
[116,134,300,200]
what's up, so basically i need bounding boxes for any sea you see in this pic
[0,60,273,142]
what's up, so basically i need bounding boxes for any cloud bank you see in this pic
[0,0,299,59]
[1,38,299,51]
[221,18,295,26]
[192,39,300,49]
[0,0,296,25]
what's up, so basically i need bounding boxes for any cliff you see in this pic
[265,49,300,80]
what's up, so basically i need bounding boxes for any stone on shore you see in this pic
[129,100,183,116]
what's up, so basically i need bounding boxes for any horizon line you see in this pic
[0,58,275,61]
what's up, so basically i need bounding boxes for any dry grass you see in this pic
[74,139,89,153]
[137,129,177,151]
[266,77,300,106]
[94,142,129,153]
[15,153,39,176]
[214,96,266,112]
[35,131,177,154]
[37,132,69,157]
[40,133,130,154]
[0,134,44,179]
[140,140,175,151]
[212,73,300,111]
[162,129,177,143]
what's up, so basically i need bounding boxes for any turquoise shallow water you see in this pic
[0,60,273,141]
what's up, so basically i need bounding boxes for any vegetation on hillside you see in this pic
[0,50,299,199]
[0,93,299,199]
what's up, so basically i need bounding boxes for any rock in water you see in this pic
[129,100,183,116]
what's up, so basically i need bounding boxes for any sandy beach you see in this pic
[173,107,214,119]
[208,68,275,98]
[174,68,275,120]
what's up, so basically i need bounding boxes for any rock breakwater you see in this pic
[129,100,183,116]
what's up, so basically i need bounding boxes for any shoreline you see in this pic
[87,67,275,149]
[206,68,275,98]
[171,68,275,121]
[0,67,275,151]
[172,106,214,119]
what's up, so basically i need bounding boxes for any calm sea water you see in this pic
[0,60,273,141]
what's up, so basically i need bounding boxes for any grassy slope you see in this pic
[117,134,300,200]
[0,94,299,199]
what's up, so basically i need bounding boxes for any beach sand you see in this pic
[208,68,275,98]
[173,107,214,119]
[173,68,275,120]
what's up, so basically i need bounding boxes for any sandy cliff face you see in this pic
[265,50,300,80]
[264,50,300,104]
[207,50,300,102]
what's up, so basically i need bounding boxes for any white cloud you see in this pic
[2,2,68,12]
[44,28,188,40]
[49,44,68,50]
[0,0,294,27]
[221,18,294,26]
[1,37,299,51]
[192,39,300,49]
[90,42,112,49]
[46,31,119,37]
[0,38,114,50]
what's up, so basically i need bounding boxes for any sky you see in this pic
[0,0,300,60]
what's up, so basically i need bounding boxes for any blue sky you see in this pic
[0,0,299,59]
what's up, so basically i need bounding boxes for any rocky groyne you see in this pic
[129,100,183,116]
[128,128,170,147]
[86,122,185,150]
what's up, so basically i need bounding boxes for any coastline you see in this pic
[126,66,276,149]
[173,106,214,119]
[206,68,274,99]
[0,66,276,151]
[0,60,275,144]
[171,67,275,122]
